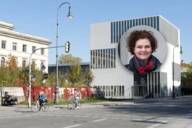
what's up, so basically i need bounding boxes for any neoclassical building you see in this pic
[0,21,50,72]
[90,16,181,99]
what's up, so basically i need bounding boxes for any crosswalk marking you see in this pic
[147,123,162,128]
[63,124,82,128]
[92,118,106,122]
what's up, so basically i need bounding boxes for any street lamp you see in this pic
[172,46,176,99]
[55,1,72,104]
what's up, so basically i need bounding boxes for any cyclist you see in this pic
[74,89,80,109]
[37,91,47,111]
[67,89,80,110]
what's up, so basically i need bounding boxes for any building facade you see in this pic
[0,21,50,72]
[90,16,181,99]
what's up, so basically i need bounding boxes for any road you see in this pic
[0,96,192,128]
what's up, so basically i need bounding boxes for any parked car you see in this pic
[2,92,18,106]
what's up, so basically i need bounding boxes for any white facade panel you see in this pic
[90,23,111,49]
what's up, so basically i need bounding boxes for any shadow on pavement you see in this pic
[103,97,192,119]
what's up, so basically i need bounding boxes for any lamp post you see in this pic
[55,1,72,104]
[172,46,175,99]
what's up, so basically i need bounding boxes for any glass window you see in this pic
[41,48,44,55]
[1,57,5,66]
[23,44,27,52]
[12,42,17,51]
[93,50,95,67]
[119,86,122,96]
[114,86,117,96]
[103,86,106,97]
[102,49,105,68]
[111,86,114,97]
[32,46,36,53]
[122,86,124,96]
[1,40,6,49]
[97,50,100,68]
[22,60,26,68]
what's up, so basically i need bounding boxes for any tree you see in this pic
[181,64,192,87]
[81,69,94,86]
[0,54,52,87]
[18,67,29,86]
[0,55,19,86]
[59,54,83,87]
[0,67,8,86]
[6,55,17,69]
[67,64,81,87]
[59,54,81,64]
[46,73,56,87]
[66,65,94,87]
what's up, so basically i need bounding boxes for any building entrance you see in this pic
[133,74,147,97]
[133,85,147,97]
[133,72,164,98]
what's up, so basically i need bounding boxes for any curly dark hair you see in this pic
[127,30,157,55]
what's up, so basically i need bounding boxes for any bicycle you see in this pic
[67,96,80,110]
[31,100,49,112]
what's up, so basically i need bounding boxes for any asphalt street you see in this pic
[0,96,192,128]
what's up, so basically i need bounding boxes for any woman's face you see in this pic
[133,38,152,60]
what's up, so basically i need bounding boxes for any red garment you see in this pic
[136,60,154,75]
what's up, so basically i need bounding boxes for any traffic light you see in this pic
[43,73,48,79]
[65,41,70,53]
[42,73,48,84]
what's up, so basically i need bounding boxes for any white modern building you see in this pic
[0,21,50,72]
[90,16,181,99]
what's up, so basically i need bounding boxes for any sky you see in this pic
[0,0,191,64]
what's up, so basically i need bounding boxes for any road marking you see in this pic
[0,113,37,119]
[92,118,106,122]
[63,124,82,128]
[147,123,162,128]
[132,119,168,123]
[149,120,168,124]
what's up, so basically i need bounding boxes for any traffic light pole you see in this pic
[28,45,68,108]
[172,47,176,99]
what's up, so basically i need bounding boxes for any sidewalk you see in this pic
[132,96,187,103]
[0,101,134,111]
[52,101,133,109]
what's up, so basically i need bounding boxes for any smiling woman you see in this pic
[125,30,161,75]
